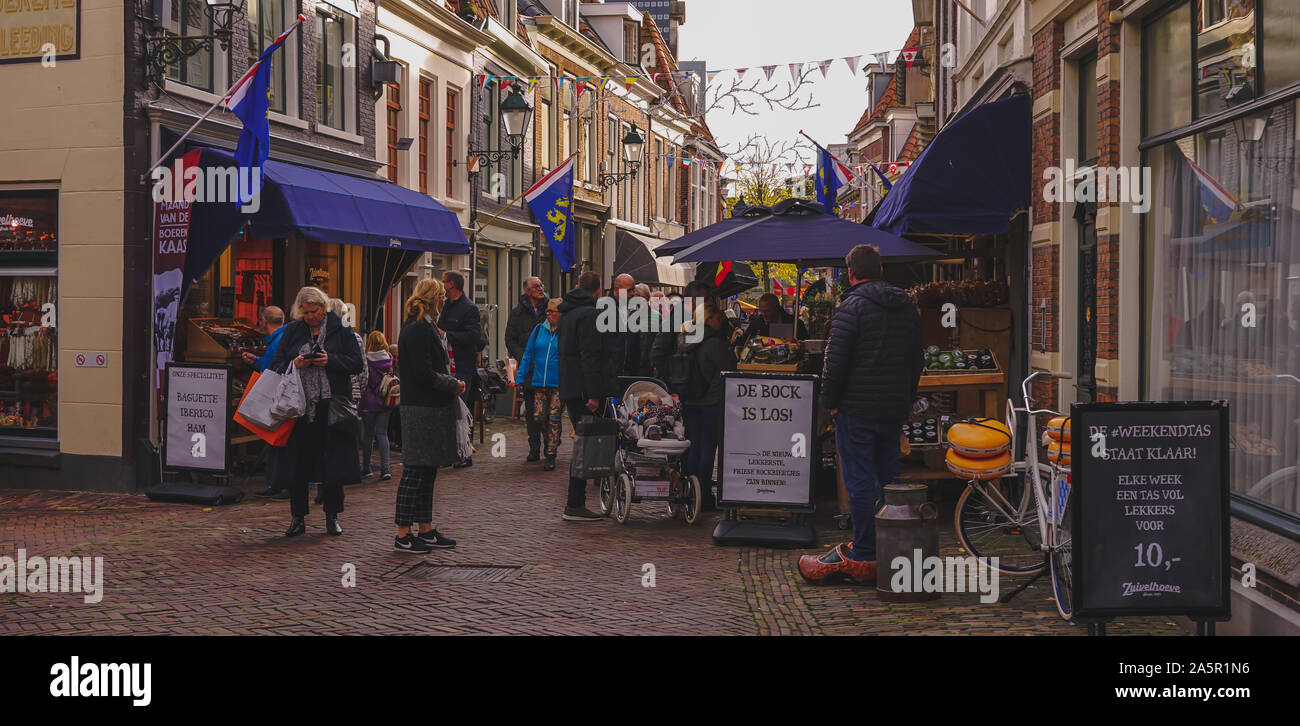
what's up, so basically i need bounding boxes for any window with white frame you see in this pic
[247,0,297,115]
[164,0,215,90]
[316,8,356,132]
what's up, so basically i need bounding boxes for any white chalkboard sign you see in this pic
[718,372,818,509]
[164,363,232,473]
[1070,401,1230,620]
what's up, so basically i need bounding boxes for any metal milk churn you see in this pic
[874,483,940,602]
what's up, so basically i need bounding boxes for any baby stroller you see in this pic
[599,377,703,524]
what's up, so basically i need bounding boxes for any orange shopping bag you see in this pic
[234,371,297,446]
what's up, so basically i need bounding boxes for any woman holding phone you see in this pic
[267,286,363,537]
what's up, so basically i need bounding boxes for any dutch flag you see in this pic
[225,18,303,176]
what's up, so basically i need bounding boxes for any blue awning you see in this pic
[654,199,943,266]
[184,148,468,286]
[870,94,1031,236]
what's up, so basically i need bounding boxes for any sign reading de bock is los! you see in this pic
[0,0,80,64]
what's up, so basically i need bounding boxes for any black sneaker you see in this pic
[379,472,392,481]
[543,457,556,471]
[562,506,603,521]
[416,529,457,549]
[393,534,433,554]
[253,487,278,498]
[270,489,290,500]
[526,450,541,462]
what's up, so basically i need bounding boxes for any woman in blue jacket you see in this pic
[517,298,563,470]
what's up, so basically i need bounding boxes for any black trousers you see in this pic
[523,384,541,453]
[564,399,605,509]
[287,402,344,518]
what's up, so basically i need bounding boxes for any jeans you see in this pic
[834,413,902,562]
[361,409,392,475]
[522,384,541,453]
[564,399,604,508]
[684,404,721,497]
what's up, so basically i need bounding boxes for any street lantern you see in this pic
[456,83,534,169]
[622,124,645,165]
[500,85,534,149]
[601,123,646,187]
[142,0,248,86]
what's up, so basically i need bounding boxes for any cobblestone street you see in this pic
[0,421,1188,636]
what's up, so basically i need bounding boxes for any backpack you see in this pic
[667,343,709,401]
[378,373,400,409]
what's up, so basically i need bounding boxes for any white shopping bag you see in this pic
[235,369,284,430]
[270,363,308,421]
[455,398,473,460]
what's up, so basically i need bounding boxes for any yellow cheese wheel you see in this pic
[946,449,1013,480]
[1049,454,1072,468]
[946,418,1012,458]
[1045,416,1071,441]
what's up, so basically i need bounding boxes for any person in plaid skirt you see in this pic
[392,278,465,554]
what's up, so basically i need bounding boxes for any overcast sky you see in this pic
[676,0,914,164]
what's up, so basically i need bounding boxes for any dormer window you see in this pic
[623,20,641,66]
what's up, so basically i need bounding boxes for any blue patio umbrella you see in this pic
[655,198,943,266]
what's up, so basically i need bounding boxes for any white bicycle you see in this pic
[952,370,1076,620]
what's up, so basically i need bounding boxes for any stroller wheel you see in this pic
[614,473,633,524]
[598,477,615,516]
[683,475,703,525]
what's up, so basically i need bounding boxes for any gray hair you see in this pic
[328,297,348,317]
[292,286,330,318]
[634,283,650,298]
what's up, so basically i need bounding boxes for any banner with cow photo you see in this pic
[152,149,201,410]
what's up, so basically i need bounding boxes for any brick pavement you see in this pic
[0,420,1187,636]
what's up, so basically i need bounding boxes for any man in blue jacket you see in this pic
[241,306,288,498]
[800,244,922,586]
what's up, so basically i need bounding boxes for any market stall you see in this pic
[655,198,944,544]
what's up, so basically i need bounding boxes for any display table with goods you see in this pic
[909,279,1012,415]
[0,277,58,435]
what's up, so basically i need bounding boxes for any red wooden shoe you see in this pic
[797,543,878,584]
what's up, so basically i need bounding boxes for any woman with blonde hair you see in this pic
[358,330,394,480]
[392,278,465,553]
[266,286,363,537]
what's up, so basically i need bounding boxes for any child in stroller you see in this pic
[602,379,702,524]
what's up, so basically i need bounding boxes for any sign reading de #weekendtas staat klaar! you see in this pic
[1070,401,1230,620]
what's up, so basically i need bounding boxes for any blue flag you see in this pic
[815,145,852,214]
[524,154,577,271]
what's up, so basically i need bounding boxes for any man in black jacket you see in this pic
[505,276,548,460]
[800,244,922,586]
[439,270,482,468]
[557,271,617,521]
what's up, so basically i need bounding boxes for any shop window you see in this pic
[1144,99,1300,518]
[233,236,275,324]
[0,190,58,439]
[315,9,355,132]
[1262,0,1300,92]
[304,242,342,299]
[1143,4,1192,136]
[482,81,498,194]
[163,0,214,91]
[1195,0,1255,119]
[247,0,290,115]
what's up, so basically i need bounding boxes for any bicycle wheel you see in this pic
[954,474,1046,574]
[1049,474,1074,619]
